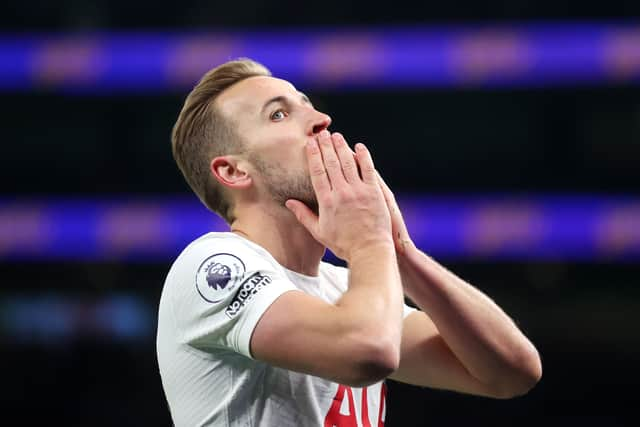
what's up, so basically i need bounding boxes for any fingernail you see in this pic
[320,129,330,138]
[356,143,366,151]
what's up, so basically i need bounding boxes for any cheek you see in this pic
[248,126,307,169]
[298,147,312,177]
[272,138,307,169]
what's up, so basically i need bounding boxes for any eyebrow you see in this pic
[260,92,313,114]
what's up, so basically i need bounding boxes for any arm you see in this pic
[378,174,542,398]
[251,132,405,387]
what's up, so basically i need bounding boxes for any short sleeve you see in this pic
[169,236,298,358]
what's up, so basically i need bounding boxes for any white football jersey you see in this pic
[157,232,414,426]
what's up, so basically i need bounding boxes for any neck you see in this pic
[230,201,325,277]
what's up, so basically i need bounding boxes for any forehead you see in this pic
[215,76,299,117]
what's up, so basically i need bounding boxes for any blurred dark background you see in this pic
[1,1,639,426]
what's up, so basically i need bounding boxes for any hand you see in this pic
[376,172,415,256]
[285,130,393,261]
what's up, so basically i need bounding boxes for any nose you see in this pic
[309,111,332,136]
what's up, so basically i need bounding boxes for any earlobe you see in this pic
[211,156,252,189]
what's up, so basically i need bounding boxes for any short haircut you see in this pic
[171,58,271,224]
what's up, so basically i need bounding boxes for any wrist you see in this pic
[347,238,396,264]
[397,245,436,297]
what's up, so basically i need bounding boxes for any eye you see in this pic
[270,109,288,121]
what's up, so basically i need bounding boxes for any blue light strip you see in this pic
[1,23,639,93]
[1,195,639,261]
[0,294,153,343]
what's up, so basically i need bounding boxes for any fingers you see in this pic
[332,133,359,183]
[317,130,344,187]
[354,143,377,184]
[308,130,376,189]
[376,171,393,212]
[306,138,331,195]
[376,171,402,223]
[375,171,413,253]
[376,171,396,205]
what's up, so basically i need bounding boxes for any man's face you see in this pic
[215,76,331,213]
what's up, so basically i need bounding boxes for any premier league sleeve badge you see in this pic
[196,253,246,303]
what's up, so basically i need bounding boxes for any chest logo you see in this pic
[196,253,246,303]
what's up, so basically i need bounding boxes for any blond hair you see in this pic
[171,58,271,223]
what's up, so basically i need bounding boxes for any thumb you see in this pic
[285,199,319,236]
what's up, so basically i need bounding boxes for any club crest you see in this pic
[196,253,246,303]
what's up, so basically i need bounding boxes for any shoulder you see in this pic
[161,232,299,356]
[167,232,285,301]
[175,232,278,272]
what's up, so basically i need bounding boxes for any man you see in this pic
[157,58,542,426]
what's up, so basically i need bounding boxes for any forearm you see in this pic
[337,243,405,363]
[247,242,405,388]
[399,246,541,390]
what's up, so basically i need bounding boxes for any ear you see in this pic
[210,156,252,189]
